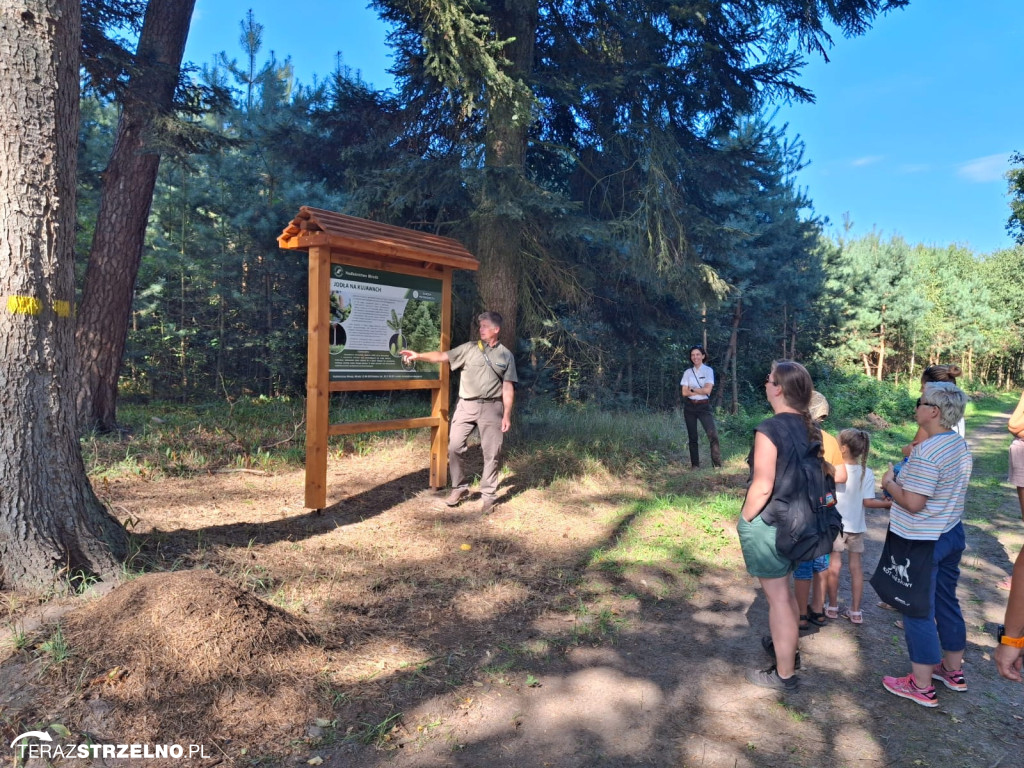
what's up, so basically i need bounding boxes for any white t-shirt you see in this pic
[835,464,875,534]
[680,365,714,401]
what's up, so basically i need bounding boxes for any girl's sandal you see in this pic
[844,609,863,624]
[824,604,839,620]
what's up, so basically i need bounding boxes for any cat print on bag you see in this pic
[883,556,912,587]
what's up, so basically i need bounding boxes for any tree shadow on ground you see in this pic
[10,408,1023,767]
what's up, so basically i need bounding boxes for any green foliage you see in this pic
[1008,151,1024,245]
[76,4,1024,416]
[816,232,1024,388]
[510,401,686,476]
[810,365,916,428]
[37,625,71,667]
[81,394,432,479]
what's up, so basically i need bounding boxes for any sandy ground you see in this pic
[2,410,1023,768]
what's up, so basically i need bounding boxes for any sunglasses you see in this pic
[765,375,777,386]
[915,397,938,408]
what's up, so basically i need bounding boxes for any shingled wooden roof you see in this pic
[278,207,478,271]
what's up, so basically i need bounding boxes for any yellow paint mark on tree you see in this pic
[6,295,42,315]
[5,296,73,317]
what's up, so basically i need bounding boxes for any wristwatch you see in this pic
[997,624,1024,648]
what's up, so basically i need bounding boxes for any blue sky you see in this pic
[185,0,1023,255]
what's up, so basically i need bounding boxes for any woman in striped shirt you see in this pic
[879,381,972,707]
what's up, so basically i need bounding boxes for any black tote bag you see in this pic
[869,527,935,618]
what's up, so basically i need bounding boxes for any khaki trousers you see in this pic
[449,398,504,499]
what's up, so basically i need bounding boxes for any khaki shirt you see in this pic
[448,341,517,400]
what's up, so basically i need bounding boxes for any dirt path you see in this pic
[3,409,1023,768]
[321,410,1024,768]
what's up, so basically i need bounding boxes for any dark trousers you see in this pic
[683,399,721,467]
[904,523,966,665]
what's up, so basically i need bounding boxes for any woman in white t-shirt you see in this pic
[679,345,721,468]
[826,428,891,624]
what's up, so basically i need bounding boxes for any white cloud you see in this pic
[957,152,1012,183]
[851,155,884,167]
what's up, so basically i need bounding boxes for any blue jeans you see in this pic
[793,554,830,580]
[903,522,966,665]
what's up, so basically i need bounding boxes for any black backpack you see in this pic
[773,436,843,562]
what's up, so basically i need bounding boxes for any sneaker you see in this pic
[761,635,801,670]
[882,674,938,707]
[931,663,967,691]
[445,487,469,507]
[746,665,799,691]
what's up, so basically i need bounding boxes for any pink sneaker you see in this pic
[882,674,938,707]
[931,663,967,691]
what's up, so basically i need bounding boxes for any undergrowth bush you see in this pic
[509,400,685,475]
[810,366,915,427]
[82,370,962,482]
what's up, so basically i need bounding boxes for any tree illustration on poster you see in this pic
[278,208,479,510]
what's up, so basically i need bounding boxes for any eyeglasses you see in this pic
[915,398,938,408]
[765,375,777,386]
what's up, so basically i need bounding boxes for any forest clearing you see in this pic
[2,391,1022,767]
[3,2,1024,767]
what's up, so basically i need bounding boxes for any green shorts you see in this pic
[737,515,794,579]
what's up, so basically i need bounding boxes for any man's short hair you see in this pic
[478,311,503,328]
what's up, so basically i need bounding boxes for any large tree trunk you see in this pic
[715,295,741,413]
[728,296,742,414]
[75,0,197,432]
[0,0,128,591]
[476,0,537,349]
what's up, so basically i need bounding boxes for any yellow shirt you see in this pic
[822,430,843,472]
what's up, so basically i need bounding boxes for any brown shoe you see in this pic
[480,496,497,514]
[445,487,469,507]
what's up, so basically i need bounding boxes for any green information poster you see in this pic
[328,264,443,381]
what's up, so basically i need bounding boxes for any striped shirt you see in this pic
[889,431,972,540]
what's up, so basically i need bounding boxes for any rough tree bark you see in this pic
[0,0,128,591]
[714,295,741,415]
[75,0,197,432]
[475,0,537,349]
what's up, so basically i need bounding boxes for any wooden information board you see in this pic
[278,207,479,511]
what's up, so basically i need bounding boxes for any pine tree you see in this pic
[1,0,127,590]
[75,0,198,432]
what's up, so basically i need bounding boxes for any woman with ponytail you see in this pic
[738,360,820,690]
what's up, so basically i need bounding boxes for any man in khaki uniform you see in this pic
[400,311,517,513]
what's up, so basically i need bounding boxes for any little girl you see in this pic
[826,428,892,623]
